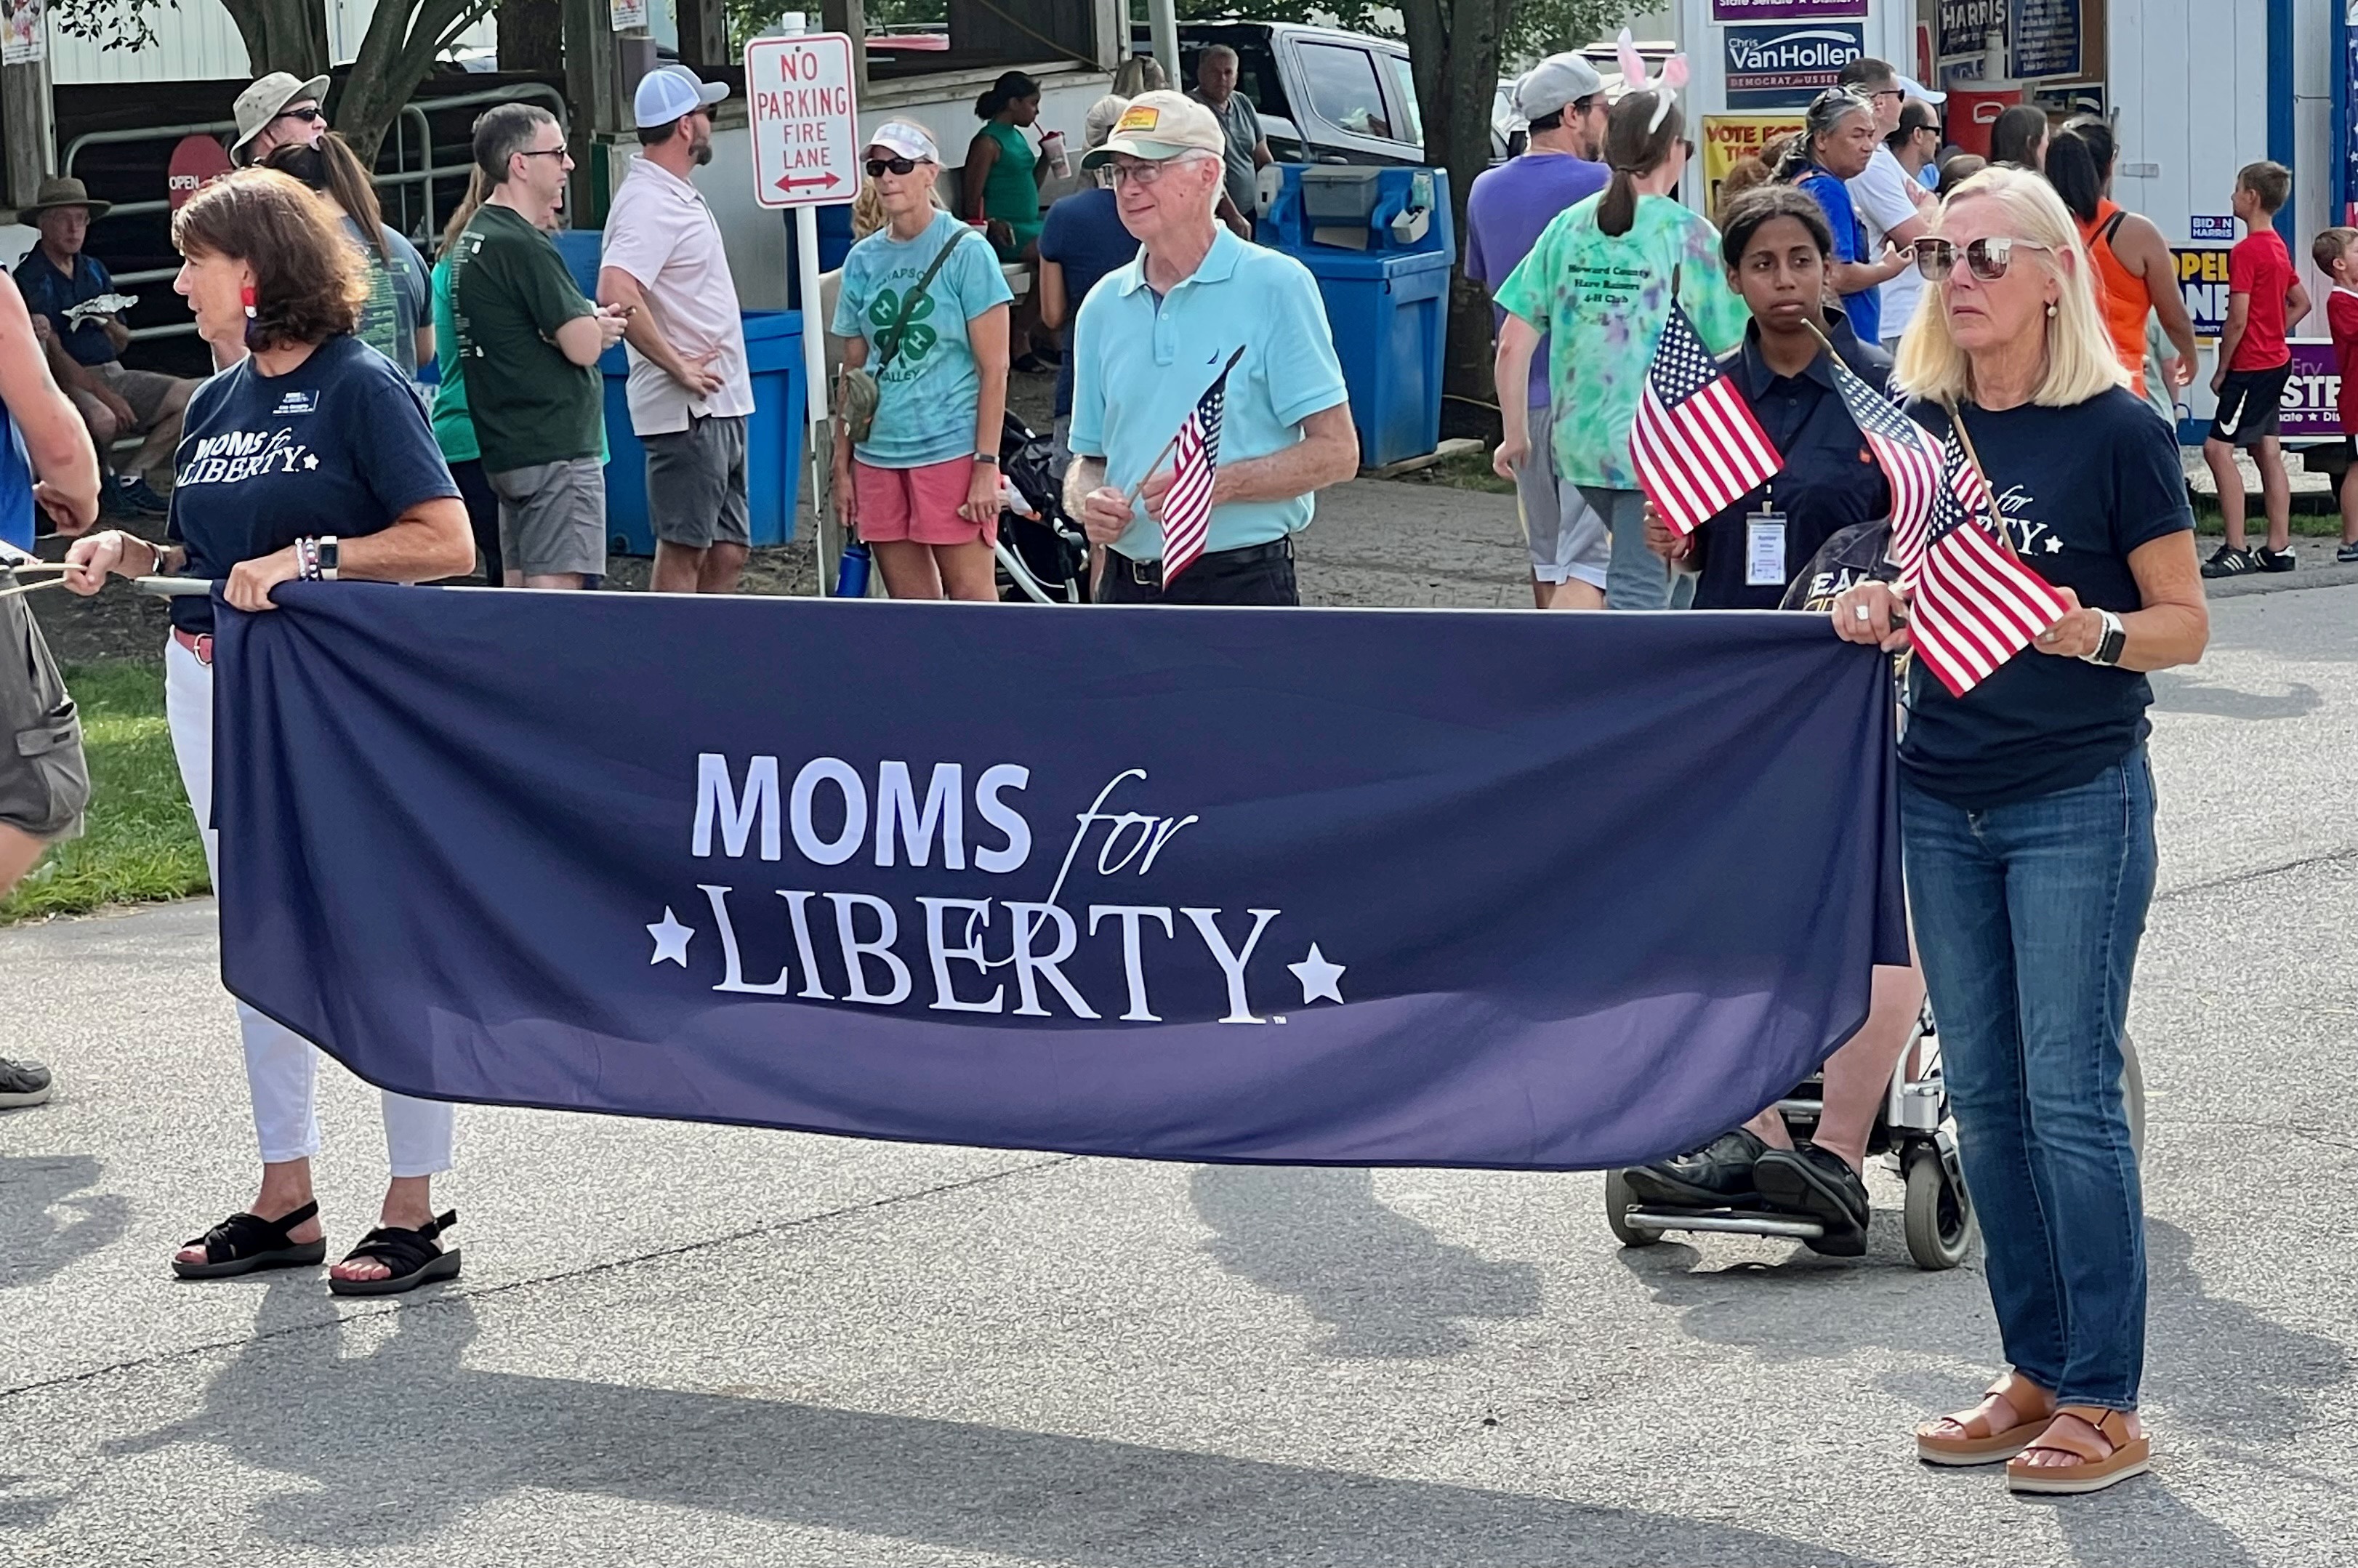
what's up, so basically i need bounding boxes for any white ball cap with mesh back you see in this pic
[635,64,728,129]
[865,121,941,164]
[1079,92,1225,169]
[1511,54,1605,124]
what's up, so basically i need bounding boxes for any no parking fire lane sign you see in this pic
[747,32,857,209]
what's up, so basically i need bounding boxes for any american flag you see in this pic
[1629,299,1782,536]
[1908,425,2074,698]
[1158,353,1240,585]
[1819,353,1944,579]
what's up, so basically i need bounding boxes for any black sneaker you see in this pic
[0,1056,54,1108]
[1753,1144,1870,1255]
[117,476,171,517]
[2338,542,2358,565]
[2253,544,2297,573]
[1621,1128,1768,1207]
[2200,544,2256,579]
[99,477,141,522]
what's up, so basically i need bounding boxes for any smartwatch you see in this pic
[972,452,1000,467]
[2080,608,2126,667]
[317,535,339,582]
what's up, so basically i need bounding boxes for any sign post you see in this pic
[747,25,857,592]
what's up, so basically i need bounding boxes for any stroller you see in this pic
[993,412,1091,604]
[1603,1008,2146,1271]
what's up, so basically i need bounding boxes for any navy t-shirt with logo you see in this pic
[167,333,458,635]
[1899,389,2194,809]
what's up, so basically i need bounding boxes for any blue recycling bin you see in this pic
[1259,166,1454,469]
[546,230,808,555]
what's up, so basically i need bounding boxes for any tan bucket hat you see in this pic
[231,71,331,161]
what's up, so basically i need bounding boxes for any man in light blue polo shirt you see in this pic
[1063,91,1356,606]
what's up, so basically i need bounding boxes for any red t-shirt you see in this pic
[2226,230,2295,371]
[2330,289,2358,431]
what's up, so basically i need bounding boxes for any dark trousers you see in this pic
[1099,539,1298,606]
[452,457,501,585]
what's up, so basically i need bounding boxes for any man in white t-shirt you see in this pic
[598,66,758,594]
[1836,59,1940,352]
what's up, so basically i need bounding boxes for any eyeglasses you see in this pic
[865,156,919,178]
[1109,158,1182,186]
[1914,236,2052,282]
[1867,88,1904,102]
[518,147,571,162]
[274,105,325,126]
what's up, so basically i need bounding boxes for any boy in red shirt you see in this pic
[2316,225,2358,563]
[2201,163,2310,577]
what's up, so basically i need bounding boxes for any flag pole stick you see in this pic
[1121,343,1250,506]
[1939,397,2025,560]
[0,575,68,601]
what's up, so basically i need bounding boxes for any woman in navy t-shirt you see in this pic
[1834,167,2207,1496]
[65,169,472,1295]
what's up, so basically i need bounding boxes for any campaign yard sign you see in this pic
[1723,23,1865,108]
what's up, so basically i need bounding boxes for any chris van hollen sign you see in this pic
[210,587,1904,1172]
[1723,24,1866,108]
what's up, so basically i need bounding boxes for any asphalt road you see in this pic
[4,503,2355,1567]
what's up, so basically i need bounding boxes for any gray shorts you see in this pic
[645,414,750,550]
[0,576,87,842]
[1513,401,1610,589]
[489,457,608,579]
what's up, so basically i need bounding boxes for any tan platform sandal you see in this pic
[2005,1407,2151,1495]
[1915,1374,2056,1466]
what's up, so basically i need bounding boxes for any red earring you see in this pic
[241,284,257,319]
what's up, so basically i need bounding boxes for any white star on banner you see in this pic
[1287,943,1345,1005]
[646,907,694,967]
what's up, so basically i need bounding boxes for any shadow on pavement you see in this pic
[0,1154,129,1292]
[98,1277,1872,1568]
[1188,1165,1541,1359]
[2146,675,2323,721]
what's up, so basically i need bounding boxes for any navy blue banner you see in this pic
[212,587,1904,1170]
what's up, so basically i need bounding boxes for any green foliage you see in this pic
[1,663,209,925]
[48,0,174,52]
[731,0,946,52]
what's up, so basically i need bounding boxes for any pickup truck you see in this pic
[1132,20,1465,167]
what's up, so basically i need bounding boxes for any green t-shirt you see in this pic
[447,203,600,472]
[1494,193,1750,491]
[428,253,478,465]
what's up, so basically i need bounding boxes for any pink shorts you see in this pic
[852,457,990,547]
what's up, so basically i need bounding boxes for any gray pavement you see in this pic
[5,531,2358,1566]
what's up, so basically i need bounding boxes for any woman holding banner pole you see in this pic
[63,169,474,1294]
[1833,167,2206,1495]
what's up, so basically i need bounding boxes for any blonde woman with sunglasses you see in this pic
[1833,166,2207,1497]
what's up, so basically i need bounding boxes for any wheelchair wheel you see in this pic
[1902,1144,1973,1271]
[1603,1169,1662,1248]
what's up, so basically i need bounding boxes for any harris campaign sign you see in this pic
[212,587,1904,1171]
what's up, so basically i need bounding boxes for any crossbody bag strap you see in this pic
[874,228,970,375]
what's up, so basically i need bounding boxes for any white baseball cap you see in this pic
[1512,54,1606,123]
[634,65,728,129]
[865,121,941,164]
[1895,72,1947,105]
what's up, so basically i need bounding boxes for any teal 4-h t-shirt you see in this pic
[829,212,1014,468]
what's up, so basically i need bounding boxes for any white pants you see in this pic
[166,636,454,1176]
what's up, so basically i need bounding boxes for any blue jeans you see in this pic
[1577,486,1674,611]
[1900,747,2155,1410]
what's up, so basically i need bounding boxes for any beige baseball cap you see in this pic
[1079,92,1226,169]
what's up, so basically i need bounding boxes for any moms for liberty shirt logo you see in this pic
[176,427,320,487]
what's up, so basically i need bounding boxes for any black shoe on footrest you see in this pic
[1621,1128,1769,1207]
[1755,1144,1870,1255]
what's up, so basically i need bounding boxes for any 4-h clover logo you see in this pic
[868,286,938,363]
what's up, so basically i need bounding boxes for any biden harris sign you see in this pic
[209,587,1905,1171]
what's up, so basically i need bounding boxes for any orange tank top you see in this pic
[2078,200,2151,396]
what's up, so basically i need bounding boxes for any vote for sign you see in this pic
[747,32,858,209]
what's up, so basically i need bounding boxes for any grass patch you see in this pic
[1399,448,1516,496]
[1,661,208,924]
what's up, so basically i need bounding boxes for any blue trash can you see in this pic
[1259,166,1454,470]
[600,312,807,556]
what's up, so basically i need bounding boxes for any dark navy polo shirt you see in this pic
[14,249,121,368]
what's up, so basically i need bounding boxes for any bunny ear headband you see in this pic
[1615,28,1689,134]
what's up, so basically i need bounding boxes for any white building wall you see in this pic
[44,0,499,86]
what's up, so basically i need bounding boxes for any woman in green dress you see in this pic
[963,70,1055,371]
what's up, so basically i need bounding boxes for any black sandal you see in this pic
[172,1200,326,1279]
[327,1209,462,1297]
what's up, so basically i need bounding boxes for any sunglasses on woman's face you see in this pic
[1915,236,2052,282]
[865,156,919,178]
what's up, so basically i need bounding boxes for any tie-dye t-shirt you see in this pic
[1494,193,1750,490]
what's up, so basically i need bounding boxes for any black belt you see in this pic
[1113,536,1292,587]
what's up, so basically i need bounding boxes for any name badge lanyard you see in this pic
[1746,480,1787,588]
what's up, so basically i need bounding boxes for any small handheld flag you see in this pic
[1907,423,2073,697]
[1630,297,1782,537]
[1814,339,1944,576]
[1147,345,1248,587]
